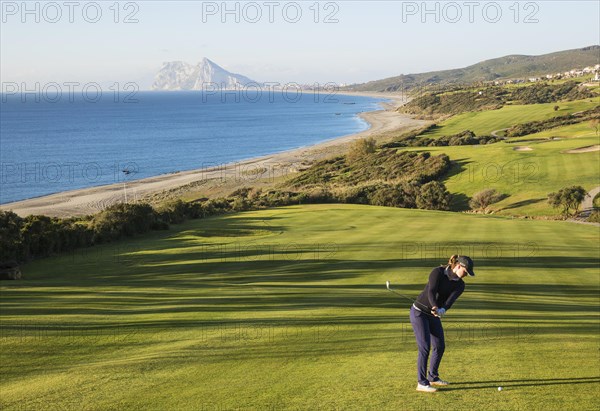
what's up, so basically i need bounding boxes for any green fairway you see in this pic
[1,205,599,410]
[420,99,598,138]
[404,122,600,215]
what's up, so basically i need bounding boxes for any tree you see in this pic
[20,215,61,259]
[90,202,157,243]
[159,200,188,224]
[0,211,23,261]
[469,188,504,212]
[547,186,587,217]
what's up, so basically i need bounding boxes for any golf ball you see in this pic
[498,387,502,391]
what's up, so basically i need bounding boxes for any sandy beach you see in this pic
[0,92,428,218]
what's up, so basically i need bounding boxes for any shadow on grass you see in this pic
[2,278,599,330]
[440,158,477,211]
[498,198,546,211]
[4,212,599,333]
[442,158,471,182]
[450,193,471,212]
[443,376,600,391]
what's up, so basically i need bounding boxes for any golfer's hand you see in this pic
[432,307,446,317]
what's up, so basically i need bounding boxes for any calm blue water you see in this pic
[0,91,385,204]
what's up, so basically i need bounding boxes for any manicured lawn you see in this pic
[404,122,600,215]
[1,204,598,410]
[420,99,598,138]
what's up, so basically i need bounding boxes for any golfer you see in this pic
[410,255,475,392]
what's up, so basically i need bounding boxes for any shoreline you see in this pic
[0,92,429,218]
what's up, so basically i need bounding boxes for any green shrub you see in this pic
[347,137,377,161]
[416,181,452,210]
[506,107,600,137]
[592,192,600,209]
[338,185,375,205]
[1,196,240,264]
[232,197,253,211]
[369,182,420,208]
[382,129,501,148]
[288,150,450,189]
[0,211,23,262]
[469,189,505,212]
[156,200,189,224]
[90,202,157,243]
[587,210,600,223]
[203,198,232,215]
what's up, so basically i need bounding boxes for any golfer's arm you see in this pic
[427,269,441,308]
[442,285,465,311]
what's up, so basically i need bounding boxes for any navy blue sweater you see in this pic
[414,266,465,312]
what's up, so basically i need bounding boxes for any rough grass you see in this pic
[1,204,599,410]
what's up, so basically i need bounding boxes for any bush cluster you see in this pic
[469,189,505,212]
[509,82,594,105]
[506,107,600,137]
[403,89,505,117]
[588,210,600,223]
[0,212,93,262]
[287,149,451,188]
[0,198,235,264]
[383,129,502,148]
[236,181,452,211]
[402,81,595,117]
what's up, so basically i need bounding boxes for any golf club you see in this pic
[385,280,439,317]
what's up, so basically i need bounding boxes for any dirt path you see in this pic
[579,186,600,217]
[491,128,508,137]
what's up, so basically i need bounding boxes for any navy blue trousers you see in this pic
[409,305,445,385]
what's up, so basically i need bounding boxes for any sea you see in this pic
[0,90,386,205]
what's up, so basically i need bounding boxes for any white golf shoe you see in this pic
[416,383,437,392]
[429,378,449,386]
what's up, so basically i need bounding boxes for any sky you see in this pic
[1,1,599,89]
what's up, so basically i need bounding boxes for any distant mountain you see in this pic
[346,45,600,92]
[152,58,256,90]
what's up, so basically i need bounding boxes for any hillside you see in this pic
[401,81,598,119]
[346,46,600,92]
[152,58,256,90]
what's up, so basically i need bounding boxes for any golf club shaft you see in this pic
[386,285,438,318]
